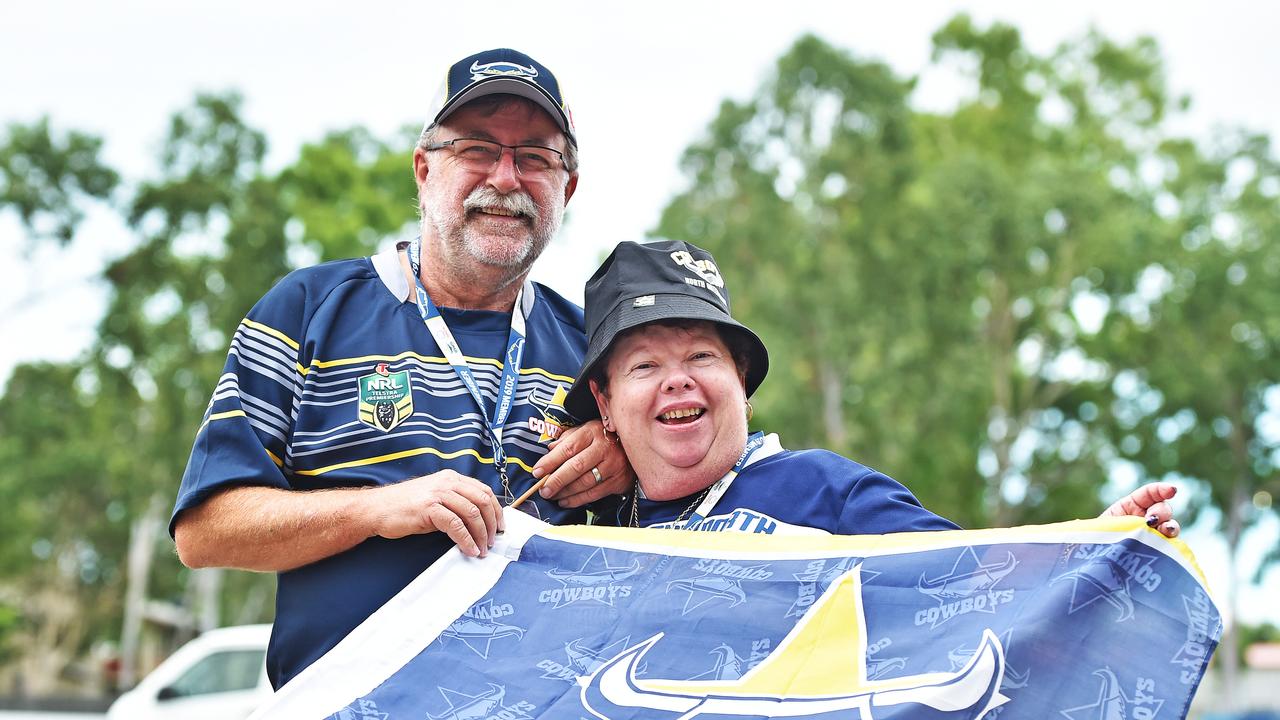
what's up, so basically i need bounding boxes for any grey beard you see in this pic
[423,185,564,275]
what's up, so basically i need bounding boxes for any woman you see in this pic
[562,240,1179,536]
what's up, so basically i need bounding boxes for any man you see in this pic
[171,48,630,689]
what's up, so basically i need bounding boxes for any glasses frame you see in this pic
[424,137,568,176]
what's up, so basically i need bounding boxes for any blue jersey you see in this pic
[627,434,958,535]
[172,246,588,688]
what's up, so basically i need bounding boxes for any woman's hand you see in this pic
[1100,482,1179,538]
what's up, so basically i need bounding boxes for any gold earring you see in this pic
[600,416,619,443]
[745,401,754,422]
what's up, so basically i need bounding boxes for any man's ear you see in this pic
[413,147,430,187]
[563,172,578,206]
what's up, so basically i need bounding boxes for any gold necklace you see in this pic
[630,480,711,529]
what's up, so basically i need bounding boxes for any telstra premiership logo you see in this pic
[578,565,1009,719]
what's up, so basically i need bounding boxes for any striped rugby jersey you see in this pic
[171,244,589,688]
[629,436,958,535]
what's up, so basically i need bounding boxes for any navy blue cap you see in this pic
[564,240,769,422]
[425,48,576,147]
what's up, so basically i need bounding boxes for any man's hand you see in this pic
[371,470,504,557]
[532,420,633,508]
[1100,482,1180,538]
[175,470,506,572]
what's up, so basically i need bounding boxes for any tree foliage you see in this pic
[0,118,118,244]
[0,360,144,690]
[278,126,417,261]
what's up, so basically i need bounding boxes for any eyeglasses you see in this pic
[425,137,567,176]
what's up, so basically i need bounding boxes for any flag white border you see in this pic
[250,510,546,719]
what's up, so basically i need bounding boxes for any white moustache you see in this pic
[463,187,537,220]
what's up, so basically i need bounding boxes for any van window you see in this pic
[164,649,265,698]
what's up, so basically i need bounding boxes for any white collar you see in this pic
[371,243,537,316]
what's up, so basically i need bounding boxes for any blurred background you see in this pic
[1,1,1277,716]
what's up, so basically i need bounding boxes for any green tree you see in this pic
[0,117,118,244]
[0,117,124,691]
[0,362,138,692]
[278,126,418,262]
[913,18,1175,526]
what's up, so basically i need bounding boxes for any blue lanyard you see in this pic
[682,431,768,528]
[406,238,528,497]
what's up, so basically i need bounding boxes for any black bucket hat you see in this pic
[564,240,769,422]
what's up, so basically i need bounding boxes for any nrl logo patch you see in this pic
[358,362,413,432]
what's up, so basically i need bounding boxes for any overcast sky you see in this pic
[2,0,1277,626]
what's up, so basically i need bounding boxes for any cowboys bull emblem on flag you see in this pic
[579,565,1008,719]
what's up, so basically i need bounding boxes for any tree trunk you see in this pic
[818,357,846,450]
[193,567,224,633]
[234,579,271,626]
[119,496,165,689]
[1220,479,1243,709]
[1219,391,1256,709]
[985,276,1016,527]
[18,582,83,695]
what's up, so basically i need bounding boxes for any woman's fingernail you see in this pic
[1146,514,1159,527]
[532,467,544,479]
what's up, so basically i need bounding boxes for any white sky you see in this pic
[2,0,1277,628]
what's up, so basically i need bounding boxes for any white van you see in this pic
[106,624,272,720]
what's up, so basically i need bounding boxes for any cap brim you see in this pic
[564,294,769,422]
[435,77,575,145]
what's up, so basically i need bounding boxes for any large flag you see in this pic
[254,514,1220,719]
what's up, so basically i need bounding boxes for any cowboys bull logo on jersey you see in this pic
[579,564,1009,720]
[358,363,413,432]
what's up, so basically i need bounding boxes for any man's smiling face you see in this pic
[417,98,576,283]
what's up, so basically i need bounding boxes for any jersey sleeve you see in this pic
[835,459,961,534]
[169,273,314,536]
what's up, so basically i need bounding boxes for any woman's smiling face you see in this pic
[590,321,749,500]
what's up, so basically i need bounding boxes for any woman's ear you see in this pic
[589,379,611,429]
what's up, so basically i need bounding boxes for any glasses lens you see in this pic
[451,139,502,170]
[512,147,559,174]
